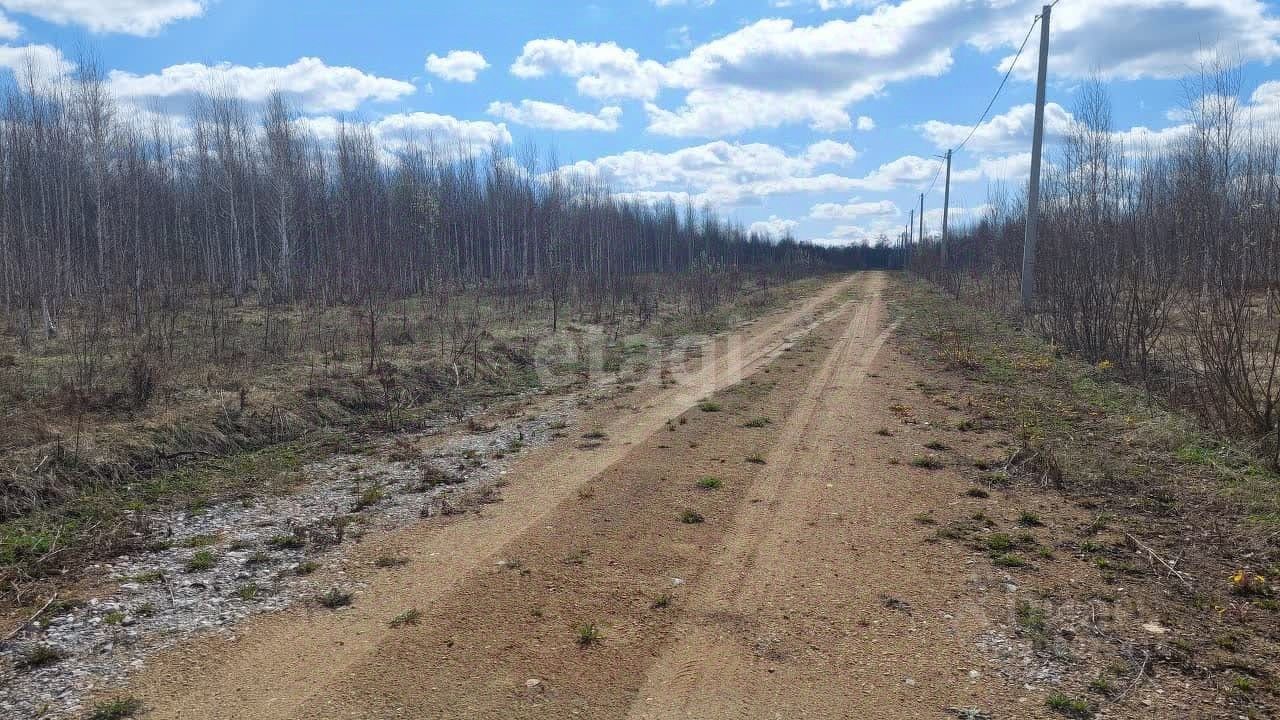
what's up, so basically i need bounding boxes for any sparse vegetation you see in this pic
[696,476,723,490]
[88,697,144,720]
[680,509,705,524]
[185,550,217,573]
[268,534,306,550]
[576,623,602,645]
[317,587,352,609]
[15,644,63,670]
[744,417,771,428]
[697,400,722,412]
[910,454,943,469]
[389,608,422,628]
[1044,692,1092,718]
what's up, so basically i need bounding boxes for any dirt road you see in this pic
[130,272,1040,719]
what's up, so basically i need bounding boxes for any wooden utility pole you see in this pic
[1021,4,1052,309]
[941,149,952,268]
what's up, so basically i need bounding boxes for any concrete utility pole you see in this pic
[941,149,952,268]
[907,207,915,259]
[1021,4,1052,309]
[918,193,924,253]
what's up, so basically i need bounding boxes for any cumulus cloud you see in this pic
[562,141,959,209]
[0,43,74,85]
[802,139,858,166]
[425,50,489,83]
[748,215,798,238]
[809,198,900,220]
[985,0,1280,82]
[487,99,622,131]
[520,0,1280,137]
[856,115,875,131]
[511,39,671,100]
[108,57,416,113]
[0,0,206,36]
[0,11,19,39]
[916,102,1074,153]
[561,139,876,207]
[295,112,511,157]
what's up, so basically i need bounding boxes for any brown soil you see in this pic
[121,272,1096,718]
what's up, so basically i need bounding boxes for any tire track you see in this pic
[127,275,869,720]
[626,274,896,717]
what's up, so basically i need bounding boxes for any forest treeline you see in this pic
[0,59,894,347]
[910,70,1280,464]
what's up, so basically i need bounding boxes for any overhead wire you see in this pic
[953,12,1041,155]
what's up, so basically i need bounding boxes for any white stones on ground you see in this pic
[0,402,573,720]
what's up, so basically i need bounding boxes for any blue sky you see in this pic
[0,0,1278,245]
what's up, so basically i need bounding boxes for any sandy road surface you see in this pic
[131,272,1037,719]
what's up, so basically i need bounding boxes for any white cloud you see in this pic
[0,11,19,39]
[921,204,994,229]
[951,152,1032,184]
[511,39,671,100]
[802,139,858,166]
[295,112,511,157]
[0,43,74,85]
[523,0,1280,137]
[809,199,899,220]
[856,115,875,131]
[986,0,1280,82]
[564,141,948,208]
[425,50,489,83]
[917,102,1074,153]
[748,215,798,238]
[653,0,715,6]
[108,57,416,113]
[855,154,943,191]
[487,99,622,131]
[0,0,206,36]
[651,13,956,135]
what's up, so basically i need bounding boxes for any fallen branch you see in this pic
[2,593,57,643]
[1123,531,1194,590]
[1113,648,1151,705]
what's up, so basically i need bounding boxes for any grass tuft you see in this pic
[389,608,422,628]
[1045,692,1093,718]
[696,476,723,490]
[576,622,602,645]
[680,509,705,524]
[910,454,944,469]
[185,549,216,573]
[15,644,63,670]
[1018,510,1044,527]
[317,587,352,609]
[88,697,144,720]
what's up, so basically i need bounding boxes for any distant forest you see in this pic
[0,59,898,340]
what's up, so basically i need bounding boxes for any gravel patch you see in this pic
[0,401,573,719]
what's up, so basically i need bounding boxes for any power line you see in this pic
[924,159,945,197]
[954,13,1041,155]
